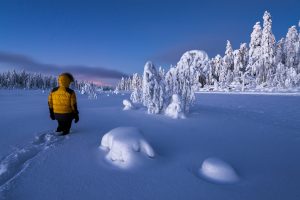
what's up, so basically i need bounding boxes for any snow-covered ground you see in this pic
[0,89,300,200]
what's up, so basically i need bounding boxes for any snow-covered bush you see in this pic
[100,127,155,168]
[123,99,133,110]
[165,94,185,119]
[199,157,239,184]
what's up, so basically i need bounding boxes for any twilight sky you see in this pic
[0,0,299,85]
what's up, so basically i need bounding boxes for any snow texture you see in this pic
[0,131,64,192]
[165,94,185,119]
[100,127,155,168]
[199,157,239,184]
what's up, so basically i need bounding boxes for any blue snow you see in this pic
[0,90,300,200]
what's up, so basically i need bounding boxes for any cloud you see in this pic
[0,51,128,81]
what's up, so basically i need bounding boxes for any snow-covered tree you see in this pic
[260,11,276,84]
[158,66,165,80]
[233,49,243,77]
[124,11,300,98]
[275,38,285,65]
[273,62,286,88]
[232,44,249,84]
[239,43,249,71]
[170,50,209,112]
[297,22,300,73]
[116,77,125,91]
[209,55,223,88]
[285,67,298,88]
[247,22,262,77]
[164,66,177,98]
[0,70,57,89]
[223,40,234,72]
[130,73,143,103]
[219,62,228,88]
[79,82,98,99]
[142,61,165,114]
[284,26,299,70]
[213,54,223,79]
[115,76,133,91]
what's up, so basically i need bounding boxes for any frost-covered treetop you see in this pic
[286,26,298,41]
[144,61,157,75]
[177,50,209,68]
[225,40,233,55]
[250,22,262,47]
[263,11,272,25]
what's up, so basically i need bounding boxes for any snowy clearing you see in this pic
[0,89,300,200]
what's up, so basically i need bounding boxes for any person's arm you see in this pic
[48,92,55,120]
[71,92,79,123]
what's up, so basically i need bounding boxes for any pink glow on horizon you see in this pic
[76,76,116,87]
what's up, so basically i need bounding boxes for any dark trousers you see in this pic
[54,113,74,135]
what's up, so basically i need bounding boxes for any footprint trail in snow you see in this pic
[0,130,65,194]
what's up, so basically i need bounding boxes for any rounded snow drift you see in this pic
[199,157,239,184]
[123,99,133,110]
[100,127,155,169]
[165,94,185,119]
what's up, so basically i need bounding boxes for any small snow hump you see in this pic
[100,127,155,169]
[122,99,134,110]
[199,157,239,184]
[165,94,185,119]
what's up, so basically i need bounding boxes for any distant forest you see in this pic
[0,70,112,92]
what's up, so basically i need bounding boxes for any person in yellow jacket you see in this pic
[48,72,79,135]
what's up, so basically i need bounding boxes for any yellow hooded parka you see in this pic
[48,73,78,114]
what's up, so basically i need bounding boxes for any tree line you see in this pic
[115,11,300,115]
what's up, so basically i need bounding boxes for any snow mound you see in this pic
[165,94,185,119]
[100,127,155,168]
[123,99,133,110]
[199,157,239,184]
